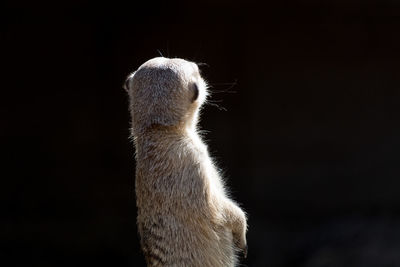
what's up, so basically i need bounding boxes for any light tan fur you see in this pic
[125,57,247,267]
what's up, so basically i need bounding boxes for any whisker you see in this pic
[207,99,224,103]
[208,79,238,94]
[210,90,237,94]
[156,49,164,57]
[209,82,237,85]
[206,101,227,111]
[197,62,209,67]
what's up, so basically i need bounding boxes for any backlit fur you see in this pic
[125,57,247,267]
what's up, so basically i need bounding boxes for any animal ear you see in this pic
[123,72,136,92]
[191,83,199,103]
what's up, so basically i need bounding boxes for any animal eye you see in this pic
[192,83,199,102]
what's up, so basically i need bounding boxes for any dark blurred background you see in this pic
[2,1,400,266]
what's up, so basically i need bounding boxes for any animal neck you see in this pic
[134,123,188,144]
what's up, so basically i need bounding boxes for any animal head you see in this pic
[125,57,208,136]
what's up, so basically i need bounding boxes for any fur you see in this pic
[125,57,247,267]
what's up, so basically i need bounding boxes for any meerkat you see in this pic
[124,57,247,267]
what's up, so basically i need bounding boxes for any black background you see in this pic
[2,1,400,266]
